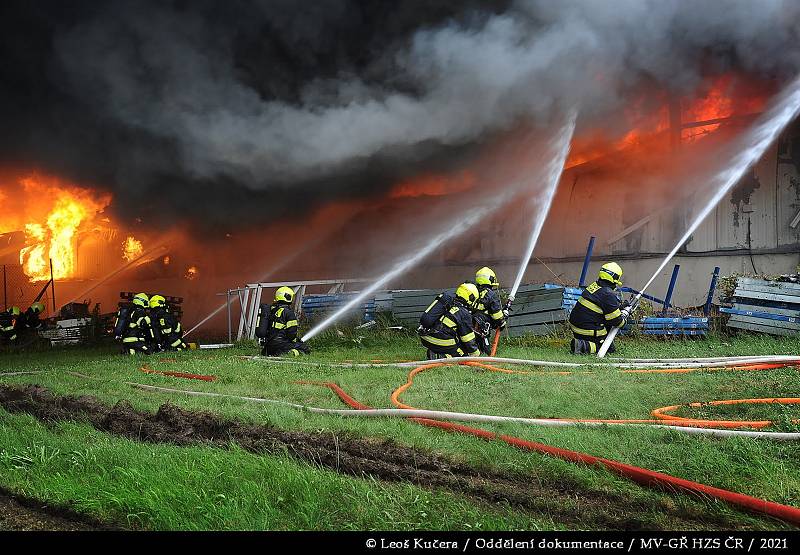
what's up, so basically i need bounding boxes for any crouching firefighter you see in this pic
[419,282,481,360]
[255,286,310,357]
[568,262,628,355]
[115,292,156,355]
[472,266,507,355]
[149,295,187,351]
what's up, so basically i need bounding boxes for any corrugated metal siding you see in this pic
[777,134,800,247]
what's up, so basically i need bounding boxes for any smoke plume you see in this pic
[1,0,799,232]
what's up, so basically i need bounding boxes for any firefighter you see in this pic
[255,286,310,357]
[149,294,187,351]
[16,302,46,333]
[568,262,629,355]
[472,266,507,354]
[419,282,481,359]
[117,292,156,355]
[0,306,20,344]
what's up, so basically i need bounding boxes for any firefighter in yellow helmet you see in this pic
[117,292,156,355]
[17,301,47,333]
[471,266,506,354]
[568,262,628,354]
[419,282,481,359]
[0,306,21,344]
[149,294,187,351]
[255,286,310,357]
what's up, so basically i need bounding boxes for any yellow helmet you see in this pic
[475,266,498,288]
[275,286,295,303]
[455,282,480,308]
[132,292,150,308]
[149,294,166,309]
[30,302,45,313]
[10,306,20,317]
[598,262,623,287]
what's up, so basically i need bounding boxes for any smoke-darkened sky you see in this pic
[1,0,799,233]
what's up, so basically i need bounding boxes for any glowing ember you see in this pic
[122,236,144,261]
[163,256,171,265]
[185,266,198,280]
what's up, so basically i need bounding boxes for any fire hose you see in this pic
[120,353,800,524]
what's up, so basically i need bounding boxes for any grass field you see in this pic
[0,329,799,530]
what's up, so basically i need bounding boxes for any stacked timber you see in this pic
[388,289,453,327]
[301,293,377,323]
[721,277,800,336]
[506,284,567,337]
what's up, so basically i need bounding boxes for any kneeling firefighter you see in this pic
[419,282,481,360]
[568,262,629,355]
[472,266,507,354]
[16,302,46,333]
[115,292,156,355]
[149,295,187,351]
[255,286,310,357]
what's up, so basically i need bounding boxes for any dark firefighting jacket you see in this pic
[152,308,185,349]
[419,292,454,330]
[0,310,17,341]
[256,302,299,343]
[474,285,505,329]
[568,279,626,339]
[419,302,480,356]
[120,307,155,345]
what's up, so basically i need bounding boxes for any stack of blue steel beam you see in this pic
[301,293,377,323]
[551,283,709,336]
[721,277,800,336]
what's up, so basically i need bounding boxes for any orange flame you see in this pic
[122,236,144,261]
[185,266,198,280]
[16,177,111,281]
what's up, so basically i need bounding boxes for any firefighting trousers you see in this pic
[262,337,310,357]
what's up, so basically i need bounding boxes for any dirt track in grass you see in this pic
[0,383,761,530]
[0,486,118,531]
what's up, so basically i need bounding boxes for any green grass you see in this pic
[1,329,799,530]
[0,412,555,531]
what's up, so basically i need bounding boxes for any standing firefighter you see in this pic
[115,292,156,355]
[150,295,187,351]
[419,282,481,359]
[255,286,310,357]
[0,306,20,344]
[568,262,628,354]
[472,266,507,354]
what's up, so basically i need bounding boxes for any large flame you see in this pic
[11,176,111,281]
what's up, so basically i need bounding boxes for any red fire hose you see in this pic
[310,363,800,527]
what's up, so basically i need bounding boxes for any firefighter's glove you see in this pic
[416,325,427,335]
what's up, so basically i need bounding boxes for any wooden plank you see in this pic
[735,284,800,297]
[514,284,551,294]
[727,319,799,336]
[512,298,564,315]
[392,297,438,309]
[728,315,800,331]
[732,289,800,305]
[721,307,800,323]
[508,310,567,326]
[737,277,800,291]
[506,323,563,337]
[731,303,800,317]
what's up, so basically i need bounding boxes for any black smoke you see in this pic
[1,0,799,233]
